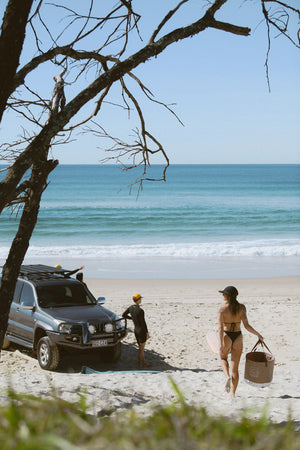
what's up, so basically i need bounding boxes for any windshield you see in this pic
[36,284,97,308]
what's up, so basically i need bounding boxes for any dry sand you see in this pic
[0,276,299,424]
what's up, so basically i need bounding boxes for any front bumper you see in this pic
[48,327,127,350]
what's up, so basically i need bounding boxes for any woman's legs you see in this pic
[220,334,232,391]
[230,335,243,397]
[220,334,243,396]
[221,354,230,378]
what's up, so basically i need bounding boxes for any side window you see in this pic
[20,283,35,307]
[13,281,23,304]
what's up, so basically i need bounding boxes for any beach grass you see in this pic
[0,384,299,450]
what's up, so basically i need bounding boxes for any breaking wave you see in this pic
[1,239,299,260]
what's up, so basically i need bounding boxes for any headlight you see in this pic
[115,321,122,330]
[104,323,114,333]
[58,323,73,334]
[88,324,97,334]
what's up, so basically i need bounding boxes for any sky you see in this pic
[0,0,299,165]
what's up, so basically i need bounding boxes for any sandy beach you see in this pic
[0,276,299,424]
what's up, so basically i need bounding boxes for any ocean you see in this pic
[1,164,299,278]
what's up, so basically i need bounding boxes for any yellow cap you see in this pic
[55,264,61,269]
[133,293,142,302]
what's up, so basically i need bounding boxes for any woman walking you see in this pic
[218,286,263,397]
[123,293,150,368]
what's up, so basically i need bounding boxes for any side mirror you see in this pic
[97,297,106,304]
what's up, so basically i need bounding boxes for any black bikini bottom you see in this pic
[224,330,241,344]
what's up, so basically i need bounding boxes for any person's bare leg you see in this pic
[221,356,230,378]
[221,357,231,393]
[230,335,243,397]
[138,342,146,367]
[220,335,232,392]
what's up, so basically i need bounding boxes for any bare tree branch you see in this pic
[261,1,300,48]
[0,1,252,214]
[86,122,169,192]
[261,0,300,90]
[149,0,190,44]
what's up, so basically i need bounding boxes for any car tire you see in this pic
[100,342,122,362]
[37,336,60,371]
[2,337,10,350]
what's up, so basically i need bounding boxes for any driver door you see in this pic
[11,281,36,344]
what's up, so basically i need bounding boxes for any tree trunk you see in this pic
[0,0,33,121]
[0,155,58,349]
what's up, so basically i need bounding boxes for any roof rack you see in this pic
[18,264,72,280]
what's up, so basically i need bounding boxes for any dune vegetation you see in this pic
[0,382,299,450]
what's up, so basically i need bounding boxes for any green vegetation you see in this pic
[0,383,298,450]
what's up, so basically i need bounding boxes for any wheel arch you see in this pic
[33,327,48,352]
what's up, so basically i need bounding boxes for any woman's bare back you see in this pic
[219,303,245,331]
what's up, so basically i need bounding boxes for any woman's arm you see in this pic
[241,305,263,341]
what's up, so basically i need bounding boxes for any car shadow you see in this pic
[4,342,219,374]
[58,342,183,373]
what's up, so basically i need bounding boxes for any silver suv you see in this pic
[1,265,127,370]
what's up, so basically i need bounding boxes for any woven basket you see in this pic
[244,341,274,385]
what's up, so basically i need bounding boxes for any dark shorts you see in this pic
[135,331,147,344]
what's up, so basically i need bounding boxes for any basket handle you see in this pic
[251,339,272,354]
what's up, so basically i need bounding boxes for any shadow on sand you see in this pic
[58,342,196,373]
[5,342,219,374]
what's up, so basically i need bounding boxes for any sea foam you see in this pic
[1,239,299,259]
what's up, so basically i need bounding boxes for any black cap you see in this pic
[218,286,239,297]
